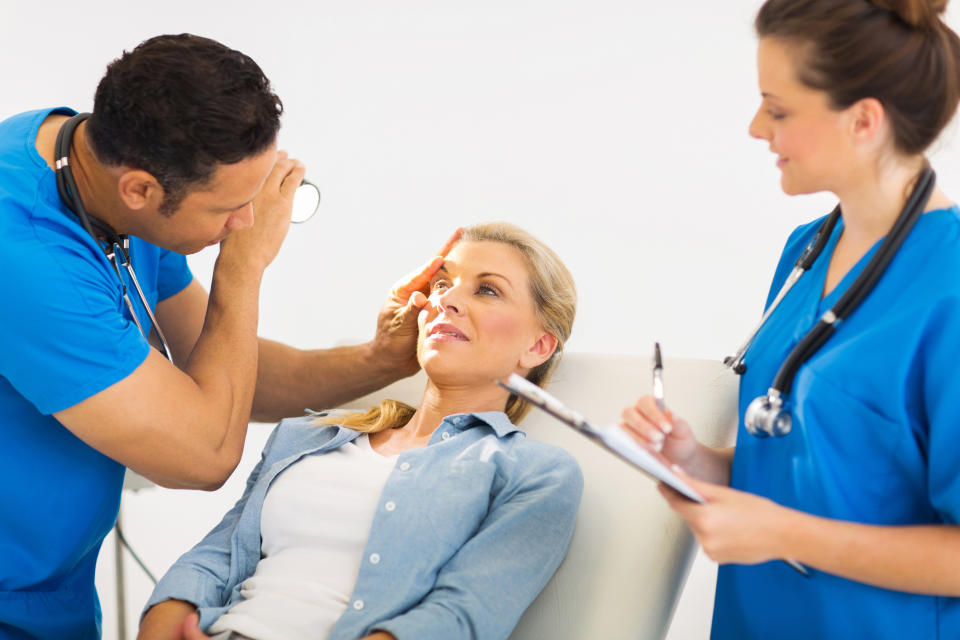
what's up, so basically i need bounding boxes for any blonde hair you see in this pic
[316,222,577,433]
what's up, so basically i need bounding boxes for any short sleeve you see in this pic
[0,225,150,415]
[156,247,193,302]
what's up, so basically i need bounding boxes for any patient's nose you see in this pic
[436,287,463,315]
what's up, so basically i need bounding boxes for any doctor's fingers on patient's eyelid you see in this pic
[436,227,463,257]
[393,255,446,299]
[391,229,463,299]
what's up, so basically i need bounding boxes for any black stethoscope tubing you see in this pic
[54,112,174,364]
[770,167,934,396]
[724,167,935,436]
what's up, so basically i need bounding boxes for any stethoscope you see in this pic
[54,113,324,367]
[723,167,936,438]
[55,113,175,364]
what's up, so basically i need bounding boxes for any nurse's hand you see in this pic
[620,395,700,470]
[659,471,789,566]
[369,229,462,377]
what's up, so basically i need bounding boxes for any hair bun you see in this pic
[870,0,948,29]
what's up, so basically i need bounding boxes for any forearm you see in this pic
[780,510,960,595]
[138,599,197,639]
[251,338,409,422]
[178,252,264,470]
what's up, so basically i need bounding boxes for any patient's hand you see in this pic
[370,229,462,376]
[178,613,213,640]
[137,599,199,640]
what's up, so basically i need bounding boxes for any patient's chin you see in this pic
[421,355,504,390]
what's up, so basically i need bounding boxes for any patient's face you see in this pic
[418,240,548,386]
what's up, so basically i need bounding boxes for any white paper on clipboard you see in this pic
[499,373,705,503]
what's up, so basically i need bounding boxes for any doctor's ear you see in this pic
[519,333,559,370]
[116,169,164,211]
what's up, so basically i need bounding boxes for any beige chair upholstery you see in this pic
[345,353,739,640]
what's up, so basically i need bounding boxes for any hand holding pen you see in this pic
[630,342,809,577]
[620,344,700,467]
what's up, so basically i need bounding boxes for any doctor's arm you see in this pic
[53,156,300,490]
[156,231,461,423]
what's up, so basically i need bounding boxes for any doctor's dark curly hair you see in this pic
[86,34,282,215]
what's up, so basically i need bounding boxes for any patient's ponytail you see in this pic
[319,398,418,434]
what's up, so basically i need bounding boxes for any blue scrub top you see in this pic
[711,207,960,639]
[0,108,193,637]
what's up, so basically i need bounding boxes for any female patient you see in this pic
[138,222,582,640]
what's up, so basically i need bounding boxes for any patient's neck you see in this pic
[405,380,509,439]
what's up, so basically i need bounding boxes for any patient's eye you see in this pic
[477,282,500,297]
[431,280,450,292]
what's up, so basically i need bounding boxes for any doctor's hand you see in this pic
[659,471,791,566]
[369,229,463,377]
[219,150,305,272]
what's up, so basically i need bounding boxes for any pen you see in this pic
[653,343,810,578]
[653,342,666,413]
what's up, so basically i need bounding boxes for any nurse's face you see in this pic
[416,240,556,388]
[748,37,858,196]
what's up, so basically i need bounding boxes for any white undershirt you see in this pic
[210,434,397,640]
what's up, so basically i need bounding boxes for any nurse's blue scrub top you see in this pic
[711,206,960,639]
[0,109,193,637]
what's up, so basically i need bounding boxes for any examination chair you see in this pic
[117,353,736,639]
[345,353,739,640]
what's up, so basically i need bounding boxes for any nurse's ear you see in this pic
[116,169,164,212]
[847,97,889,149]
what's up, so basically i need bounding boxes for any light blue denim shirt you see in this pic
[144,411,583,640]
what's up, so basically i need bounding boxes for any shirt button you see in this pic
[399,462,410,471]
[441,432,451,440]
[353,599,365,610]
[385,501,396,511]
[369,553,381,564]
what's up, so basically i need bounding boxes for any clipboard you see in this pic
[497,373,705,503]
[499,373,811,577]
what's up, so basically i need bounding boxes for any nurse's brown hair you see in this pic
[755,0,960,155]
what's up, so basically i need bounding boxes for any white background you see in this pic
[4,0,960,638]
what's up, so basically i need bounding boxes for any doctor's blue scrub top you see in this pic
[0,108,193,637]
[711,206,960,640]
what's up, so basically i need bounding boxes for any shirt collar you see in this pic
[446,411,520,437]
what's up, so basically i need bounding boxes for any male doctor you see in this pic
[0,34,451,637]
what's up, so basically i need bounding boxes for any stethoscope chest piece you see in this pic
[727,167,936,439]
[744,388,793,437]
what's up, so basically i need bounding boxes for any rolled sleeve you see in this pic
[142,427,281,627]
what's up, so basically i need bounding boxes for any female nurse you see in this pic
[622,0,960,638]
